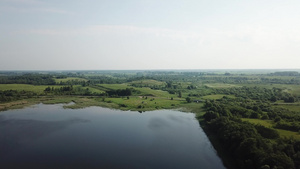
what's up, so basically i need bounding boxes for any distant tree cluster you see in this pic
[270,71,300,76]
[44,86,102,96]
[0,74,55,85]
[213,86,297,103]
[106,88,132,96]
[206,117,296,169]
[0,90,37,102]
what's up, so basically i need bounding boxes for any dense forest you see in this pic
[203,97,300,169]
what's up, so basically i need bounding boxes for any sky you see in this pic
[1,0,300,70]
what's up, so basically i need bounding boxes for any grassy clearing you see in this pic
[135,87,175,97]
[0,84,60,93]
[128,79,166,86]
[202,94,235,100]
[54,77,87,83]
[103,96,184,111]
[272,104,300,112]
[179,103,205,116]
[0,100,33,111]
[242,118,300,140]
[277,129,300,140]
[41,96,78,104]
[242,118,273,127]
[63,97,119,109]
[97,84,129,90]
[0,96,119,111]
[80,86,105,94]
[97,84,175,97]
[204,83,238,88]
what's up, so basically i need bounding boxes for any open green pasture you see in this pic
[128,79,166,86]
[134,87,174,97]
[96,84,129,90]
[104,96,184,111]
[0,84,58,93]
[81,86,105,94]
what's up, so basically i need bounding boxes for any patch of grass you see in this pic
[0,84,62,93]
[79,86,105,94]
[134,87,175,97]
[204,83,238,88]
[64,97,119,109]
[97,84,175,98]
[272,104,300,112]
[128,79,166,86]
[202,94,235,100]
[103,96,184,111]
[0,100,32,111]
[242,118,300,140]
[277,129,300,140]
[242,118,273,127]
[179,103,205,116]
[97,84,129,90]
[41,96,78,104]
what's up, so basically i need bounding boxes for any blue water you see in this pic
[0,104,226,169]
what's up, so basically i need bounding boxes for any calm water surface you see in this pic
[0,104,226,169]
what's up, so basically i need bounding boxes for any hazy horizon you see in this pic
[1,0,300,70]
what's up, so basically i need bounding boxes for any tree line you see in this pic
[202,97,300,169]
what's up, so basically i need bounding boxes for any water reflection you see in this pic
[0,104,226,169]
[0,117,89,155]
[148,117,170,130]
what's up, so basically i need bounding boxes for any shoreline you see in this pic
[0,96,232,168]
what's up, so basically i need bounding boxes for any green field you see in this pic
[82,86,105,94]
[134,87,175,97]
[272,103,300,112]
[0,84,105,95]
[242,118,273,127]
[202,94,235,100]
[128,79,166,86]
[97,83,175,97]
[0,84,58,93]
[104,96,184,111]
[204,83,238,88]
[97,84,129,90]
[276,129,300,140]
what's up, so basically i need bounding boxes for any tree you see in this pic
[186,97,191,103]
[178,91,182,98]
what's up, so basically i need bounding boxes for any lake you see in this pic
[0,103,226,169]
